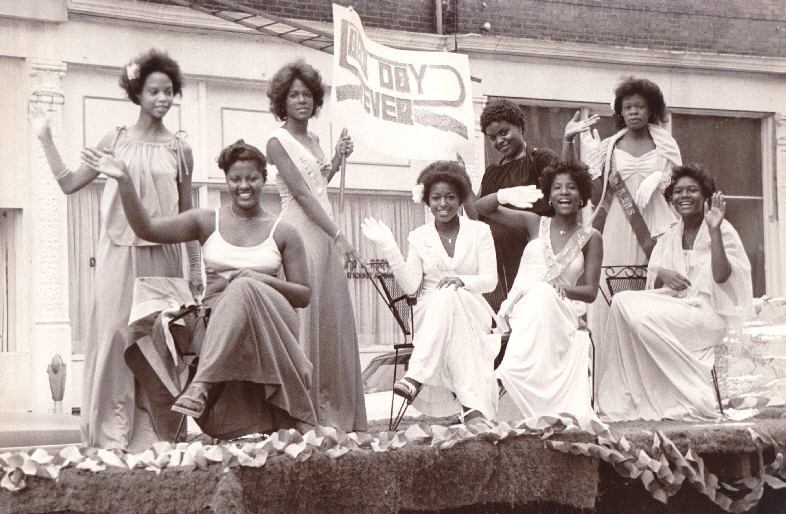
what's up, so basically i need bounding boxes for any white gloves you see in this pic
[580,128,603,180]
[635,171,669,209]
[497,185,544,209]
[361,217,405,269]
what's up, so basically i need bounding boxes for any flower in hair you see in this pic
[412,183,424,204]
[609,100,616,113]
[126,63,140,81]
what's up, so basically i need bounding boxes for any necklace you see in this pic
[437,227,459,245]
[231,204,262,221]
[555,224,579,236]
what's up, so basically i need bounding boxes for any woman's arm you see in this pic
[267,138,351,248]
[175,141,204,298]
[561,111,599,162]
[462,190,479,220]
[361,217,422,295]
[560,230,603,303]
[31,108,106,194]
[705,192,732,284]
[243,222,311,308]
[474,192,537,238]
[85,149,210,245]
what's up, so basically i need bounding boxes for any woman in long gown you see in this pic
[475,161,603,422]
[265,61,366,432]
[88,139,318,439]
[597,165,752,422]
[477,99,598,306]
[582,77,682,337]
[362,161,499,422]
[31,49,202,450]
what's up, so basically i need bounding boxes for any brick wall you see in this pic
[148,0,786,58]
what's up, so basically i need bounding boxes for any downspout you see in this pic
[435,0,443,34]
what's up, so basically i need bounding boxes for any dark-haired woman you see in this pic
[597,165,752,422]
[266,60,366,432]
[363,161,498,422]
[584,77,682,265]
[476,161,603,422]
[86,140,318,440]
[31,49,201,449]
[478,99,598,301]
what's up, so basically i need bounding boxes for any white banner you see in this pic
[331,4,474,161]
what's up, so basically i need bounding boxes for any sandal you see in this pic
[393,377,422,404]
[459,407,484,424]
[172,382,211,418]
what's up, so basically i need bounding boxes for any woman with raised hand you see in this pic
[475,161,603,422]
[583,77,682,265]
[597,165,752,422]
[477,99,598,304]
[362,161,498,423]
[30,49,202,450]
[85,139,317,439]
[266,60,366,432]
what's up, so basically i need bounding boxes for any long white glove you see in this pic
[580,128,603,179]
[635,171,669,209]
[361,217,405,268]
[497,185,543,209]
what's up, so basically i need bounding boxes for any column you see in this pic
[27,59,73,414]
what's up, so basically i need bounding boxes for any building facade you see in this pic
[1,0,785,414]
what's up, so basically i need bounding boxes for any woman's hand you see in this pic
[704,191,726,232]
[335,231,361,263]
[30,106,53,141]
[549,280,567,300]
[497,185,543,209]
[335,128,354,158]
[563,111,600,141]
[228,269,271,284]
[437,276,465,290]
[361,217,396,247]
[81,147,127,179]
[657,268,691,291]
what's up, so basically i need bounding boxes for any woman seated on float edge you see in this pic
[475,161,603,423]
[84,140,318,439]
[362,161,498,423]
[597,164,752,422]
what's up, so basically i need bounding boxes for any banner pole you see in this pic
[339,153,347,215]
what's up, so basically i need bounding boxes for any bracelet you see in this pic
[562,139,574,145]
[53,165,72,181]
[334,229,343,241]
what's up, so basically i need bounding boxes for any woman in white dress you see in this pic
[475,161,603,422]
[582,77,682,340]
[362,161,498,422]
[597,165,752,422]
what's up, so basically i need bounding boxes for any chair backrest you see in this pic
[483,282,508,313]
[376,274,417,337]
[601,265,648,305]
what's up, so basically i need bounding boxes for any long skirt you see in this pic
[82,236,181,450]
[597,289,725,422]
[407,288,499,421]
[496,282,595,422]
[193,277,317,439]
[279,201,367,432]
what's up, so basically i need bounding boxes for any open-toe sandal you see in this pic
[172,382,210,418]
[393,378,422,404]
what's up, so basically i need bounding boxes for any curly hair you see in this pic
[480,99,526,135]
[540,161,593,209]
[664,164,717,203]
[119,49,183,105]
[612,77,668,130]
[416,161,473,205]
[217,139,267,182]
[267,60,325,121]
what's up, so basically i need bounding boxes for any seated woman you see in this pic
[85,140,318,439]
[475,161,603,422]
[597,164,752,422]
[362,161,498,422]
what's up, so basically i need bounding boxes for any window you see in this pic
[671,113,766,296]
[0,209,18,352]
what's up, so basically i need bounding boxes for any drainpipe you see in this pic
[435,0,443,34]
